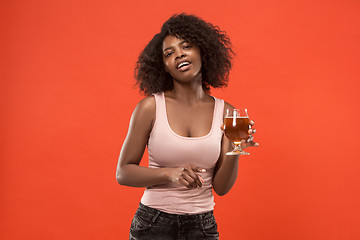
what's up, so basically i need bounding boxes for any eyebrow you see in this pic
[163,40,188,52]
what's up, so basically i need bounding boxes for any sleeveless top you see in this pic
[140,92,225,214]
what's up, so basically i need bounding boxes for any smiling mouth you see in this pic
[177,61,191,71]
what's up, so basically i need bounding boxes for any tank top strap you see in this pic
[152,92,167,125]
[213,96,225,127]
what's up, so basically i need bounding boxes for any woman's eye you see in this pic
[165,52,173,57]
[184,45,191,49]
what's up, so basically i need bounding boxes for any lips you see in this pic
[176,60,191,71]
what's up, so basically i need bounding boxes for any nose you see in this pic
[175,50,186,60]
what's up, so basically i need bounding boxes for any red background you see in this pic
[1,0,360,239]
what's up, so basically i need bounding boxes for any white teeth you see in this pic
[178,62,190,69]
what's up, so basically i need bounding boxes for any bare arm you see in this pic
[116,96,170,187]
[212,135,239,196]
[212,102,258,196]
[116,96,204,189]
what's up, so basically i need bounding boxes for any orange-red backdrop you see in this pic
[1,0,360,239]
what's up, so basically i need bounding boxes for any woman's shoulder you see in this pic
[134,96,156,118]
[135,95,156,114]
[213,95,234,108]
[212,95,233,108]
[130,95,156,130]
[222,100,236,117]
[211,95,235,116]
[224,101,235,109]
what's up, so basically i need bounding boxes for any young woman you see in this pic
[116,13,258,240]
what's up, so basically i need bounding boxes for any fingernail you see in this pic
[199,176,204,183]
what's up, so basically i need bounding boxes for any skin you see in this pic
[116,35,259,195]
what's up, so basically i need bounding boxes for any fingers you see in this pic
[179,177,193,188]
[189,164,206,173]
[198,175,204,184]
[242,139,259,148]
[244,124,260,148]
[246,141,259,147]
[181,173,199,189]
[176,165,205,189]
[248,128,256,134]
[178,175,200,189]
[184,166,203,188]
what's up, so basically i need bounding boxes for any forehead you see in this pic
[162,35,186,50]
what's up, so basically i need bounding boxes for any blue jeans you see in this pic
[129,203,219,240]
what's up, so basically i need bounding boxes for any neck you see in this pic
[169,76,208,102]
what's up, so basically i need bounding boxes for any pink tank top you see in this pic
[140,92,225,214]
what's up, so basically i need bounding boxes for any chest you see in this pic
[165,101,215,138]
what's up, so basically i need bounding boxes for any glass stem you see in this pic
[234,143,243,152]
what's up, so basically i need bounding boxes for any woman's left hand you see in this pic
[241,120,259,149]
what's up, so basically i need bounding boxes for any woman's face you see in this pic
[162,35,202,83]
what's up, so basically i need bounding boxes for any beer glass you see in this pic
[223,108,251,155]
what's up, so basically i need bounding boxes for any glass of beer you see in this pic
[223,108,251,155]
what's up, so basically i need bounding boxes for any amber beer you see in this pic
[224,117,250,143]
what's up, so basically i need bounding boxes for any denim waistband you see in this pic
[138,202,214,221]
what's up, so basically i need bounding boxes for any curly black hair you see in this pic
[135,13,234,95]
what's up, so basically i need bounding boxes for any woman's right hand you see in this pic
[167,164,206,189]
